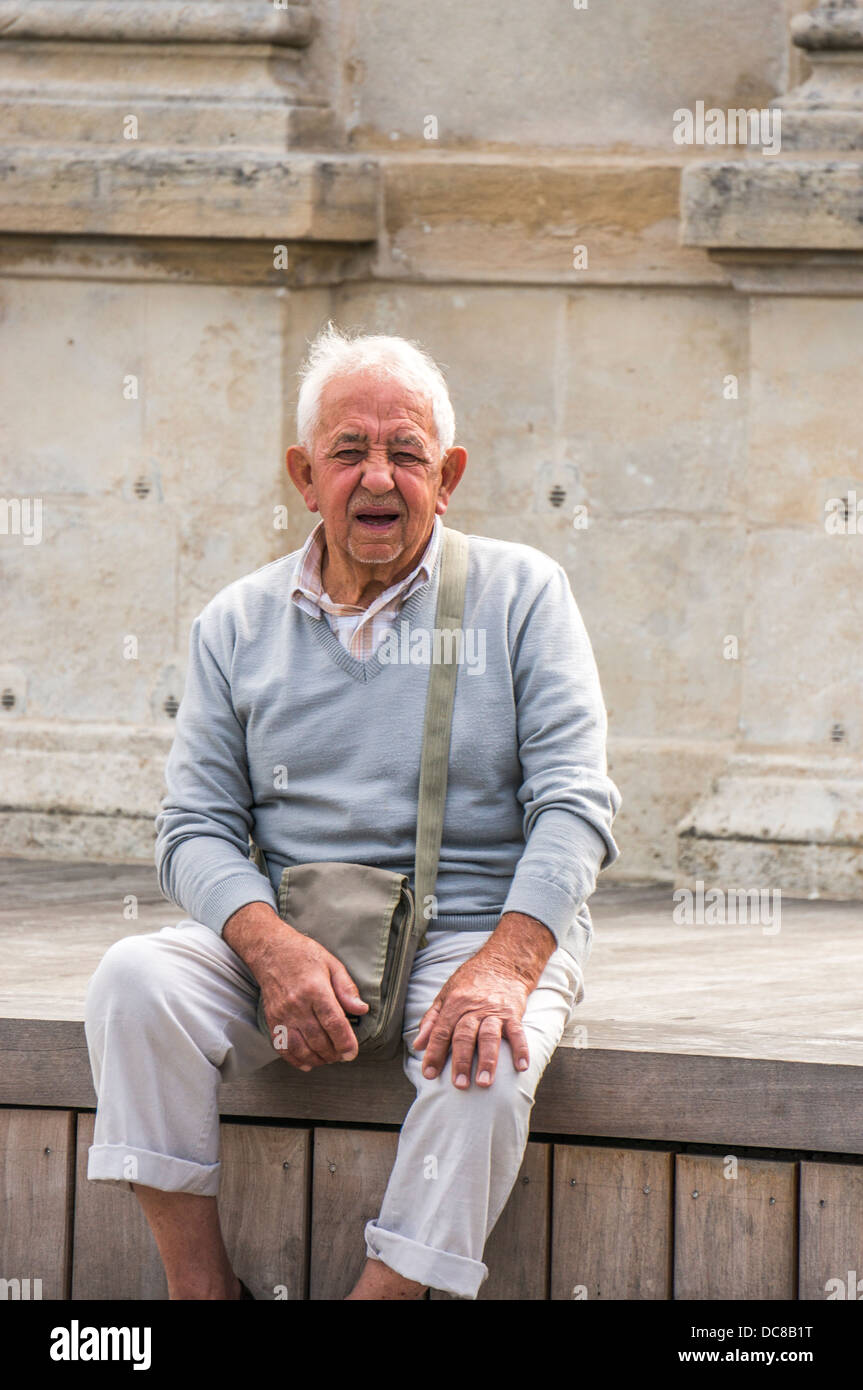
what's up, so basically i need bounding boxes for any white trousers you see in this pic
[84,921,583,1299]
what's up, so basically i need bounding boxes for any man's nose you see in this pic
[358,450,398,494]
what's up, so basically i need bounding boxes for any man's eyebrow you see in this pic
[331,431,368,446]
[390,433,427,450]
[329,430,429,450]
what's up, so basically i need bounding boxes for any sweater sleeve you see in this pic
[154,607,278,933]
[500,563,622,946]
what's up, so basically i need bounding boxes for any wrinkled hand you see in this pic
[253,925,369,1071]
[412,946,533,1089]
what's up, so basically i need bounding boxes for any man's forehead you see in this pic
[317,374,435,435]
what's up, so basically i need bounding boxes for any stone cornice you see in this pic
[681,1,863,260]
[0,1,313,47]
[0,152,736,284]
[0,147,379,240]
[681,159,863,251]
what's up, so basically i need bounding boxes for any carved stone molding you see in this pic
[677,759,863,901]
[681,0,863,256]
[0,1,313,47]
[0,148,379,240]
[0,1,382,243]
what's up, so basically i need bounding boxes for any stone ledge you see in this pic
[0,810,158,863]
[677,836,863,903]
[677,768,863,901]
[679,773,863,845]
[681,160,863,251]
[0,721,172,823]
[0,149,732,282]
[0,1,314,47]
[708,248,863,295]
[0,148,380,240]
[0,231,375,286]
[380,155,728,286]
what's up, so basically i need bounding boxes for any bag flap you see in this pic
[277,862,412,1019]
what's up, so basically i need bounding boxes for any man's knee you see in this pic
[86,932,176,1025]
[418,1053,536,1130]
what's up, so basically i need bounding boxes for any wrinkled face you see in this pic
[300,368,452,567]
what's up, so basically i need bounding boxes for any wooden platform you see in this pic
[1,858,862,1300]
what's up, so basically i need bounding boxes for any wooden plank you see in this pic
[3,1021,862,1155]
[432,1141,551,1300]
[674,1154,797,1300]
[217,1122,310,1301]
[550,1144,673,1300]
[71,1111,167,1300]
[72,1115,311,1301]
[309,1128,399,1300]
[0,1020,99,1108]
[0,1107,74,1300]
[799,1160,863,1301]
[531,1050,863,1154]
[220,1055,416,1127]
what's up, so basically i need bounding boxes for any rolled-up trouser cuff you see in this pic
[87,1143,220,1197]
[364,1220,488,1299]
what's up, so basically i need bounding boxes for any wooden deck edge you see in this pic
[2,1017,862,1155]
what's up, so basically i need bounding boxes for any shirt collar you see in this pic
[291,515,442,615]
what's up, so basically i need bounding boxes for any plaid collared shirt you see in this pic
[290,517,442,662]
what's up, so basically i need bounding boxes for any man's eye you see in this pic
[392,452,420,463]
[337,450,363,461]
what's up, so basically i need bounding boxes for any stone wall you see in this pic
[1,0,860,898]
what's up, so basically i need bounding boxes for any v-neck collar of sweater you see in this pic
[301,534,445,683]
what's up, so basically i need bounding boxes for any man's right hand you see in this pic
[223,902,368,1070]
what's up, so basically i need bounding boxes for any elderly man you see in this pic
[84,324,621,1301]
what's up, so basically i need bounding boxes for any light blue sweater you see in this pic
[154,530,622,974]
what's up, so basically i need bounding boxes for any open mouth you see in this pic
[353,511,401,531]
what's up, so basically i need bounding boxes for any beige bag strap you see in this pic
[414,526,469,949]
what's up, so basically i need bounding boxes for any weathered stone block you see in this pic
[561,517,745,741]
[347,0,789,151]
[562,288,747,515]
[380,158,723,286]
[1,499,178,724]
[0,151,379,241]
[738,530,863,752]
[682,160,863,251]
[747,296,863,525]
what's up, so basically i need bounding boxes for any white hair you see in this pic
[295,322,456,456]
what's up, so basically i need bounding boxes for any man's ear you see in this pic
[435,446,467,515]
[286,445,319,512]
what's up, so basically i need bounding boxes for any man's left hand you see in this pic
[412,912,556,1088]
